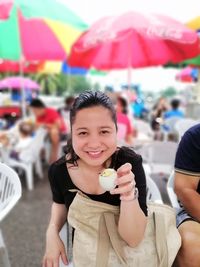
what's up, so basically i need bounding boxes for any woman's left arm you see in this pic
[110,163,147,247]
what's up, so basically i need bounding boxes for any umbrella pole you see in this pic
[67,65,72,93]
[127,66,132,90]
[19,58,26,118]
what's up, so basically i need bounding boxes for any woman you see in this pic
[116,95,134,145]
[42,91,147,267]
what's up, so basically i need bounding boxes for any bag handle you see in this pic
[104,213,127,266]
[153,212,168,267]
[96,213,127,267]
[96,214,111,267]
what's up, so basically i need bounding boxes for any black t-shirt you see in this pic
[48,146,147,216]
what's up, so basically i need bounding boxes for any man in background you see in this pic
[174,123,200,267]
[29,99,67,163]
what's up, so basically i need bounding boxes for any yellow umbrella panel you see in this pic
[186,16,200,31]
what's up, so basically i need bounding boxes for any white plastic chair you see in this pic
[133,119,154,148]
[166,171,180,209]
[134,119,153,137]
[139,141,178,177]
[146,174,163,204]
[3,127,47,190]
[161,116,182,141]
[175,118,199,141]
[0,162,22,267]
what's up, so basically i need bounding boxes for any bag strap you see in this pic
[153,212,168,267]
[104,213,127,266]
[96,213,111,267]
[96,212,127,267]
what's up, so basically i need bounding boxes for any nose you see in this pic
[87,134,101,149]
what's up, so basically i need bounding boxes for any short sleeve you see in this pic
[175,126,200,175]
[48,163,65,204]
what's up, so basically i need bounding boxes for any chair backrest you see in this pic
[0,162,22,222]
[175,118,199,141]
[140,141,178,165]
[146,174,163,204]
[166,171,180,209]
[163,116,183,133]
[19,127,48,163]
[134,119,153,137]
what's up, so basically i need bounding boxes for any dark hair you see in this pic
[64,90,117,165]
[171,99,180,110]
[65,96,75,106]
[117,96,128,114]
[29,98,46,108]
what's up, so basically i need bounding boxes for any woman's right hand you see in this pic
[42,229,68,267]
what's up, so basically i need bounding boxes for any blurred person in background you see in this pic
[59,96,75,138]
[163,99,184,120]
[29,98,67,163]
[116,95,134,145]
[0,121,34,160]
[150,97,169,140]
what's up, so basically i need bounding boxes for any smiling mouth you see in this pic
[87,151,103,157]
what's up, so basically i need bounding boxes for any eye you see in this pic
[78,131,88,136]
[101,130,110,135]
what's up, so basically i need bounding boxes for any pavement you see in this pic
[1,165,171,267]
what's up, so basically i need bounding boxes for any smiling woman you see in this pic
[42,90,148,267]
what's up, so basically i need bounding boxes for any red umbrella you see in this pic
[68,11,200,70]
[0,60,43,73]
[175,66,199,83]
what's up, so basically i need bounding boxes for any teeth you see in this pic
[88,151,101,155]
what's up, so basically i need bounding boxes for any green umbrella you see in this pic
[0,0,87,30]
[165,55,200,68]
[183,55,200,66]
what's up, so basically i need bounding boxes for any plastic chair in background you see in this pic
[139,141,178,178]
[133,119,154,148]
[2,127,47,190]
[0,162,22,267]
[166,171,180,209]
[146,173,163,204]
[175,118,199,141]
[161,116,182,141]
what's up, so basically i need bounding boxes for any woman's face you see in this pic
[72,106,117,168]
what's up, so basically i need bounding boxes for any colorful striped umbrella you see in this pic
[175,66,199,82]
[0,1,87,61]
[186,16,200,32]
[0,0,87,29]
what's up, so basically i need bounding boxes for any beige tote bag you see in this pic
[68,191,181,267]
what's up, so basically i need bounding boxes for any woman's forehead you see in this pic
[73,106,114,125]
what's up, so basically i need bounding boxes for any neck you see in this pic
[78,158,111,173]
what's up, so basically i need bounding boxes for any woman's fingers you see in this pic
[117,163,132,176]
[115,173,135,186]
[61,251,68,265]
[53,259,59,267]
[111,180,135,195]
